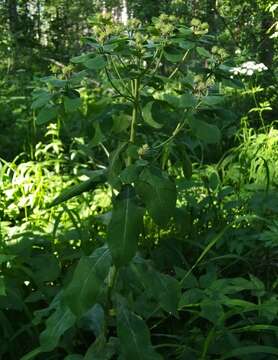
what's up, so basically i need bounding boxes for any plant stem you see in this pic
[128,77,140,166]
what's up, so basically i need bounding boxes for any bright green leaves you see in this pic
[188,117,221,144]
[64,246,112,317]
[135,166,177,226]
[117,304,162,360]
[107,185,144,267]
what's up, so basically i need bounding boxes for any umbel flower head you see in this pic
[230,61,268,76]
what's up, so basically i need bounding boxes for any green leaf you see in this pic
[107,142,127,188]
[40,304,76,351]
[220,345,278,359]
[31,92,52,109]
[164,50,183,63]
[119,164,143,184]
[188,117,221,144]
[79,304,105,337]
[20,347,43,360]
[202,95,224,107]
[64,96,82,113]
[64,246,112,317]
[142,102,163,129]
[200,299,224,324]
[136,167,177,226]
[107,185,144,267]
[196,46,211,58]
[64,355,83,360]
[37,106,59,125]
[0,277,6,296]
[47,171,106,208]
[117,305,162,360]
[133,259,181,315]
[71,53,91,64]
[178,288,204,309]
[84,336,117,360]
[179,92,197,108]
[84,55,107,70]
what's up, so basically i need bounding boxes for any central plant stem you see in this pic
[128,78,140,166]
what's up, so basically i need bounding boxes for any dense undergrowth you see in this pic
[0,13,277,360]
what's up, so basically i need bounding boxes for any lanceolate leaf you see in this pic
[47,171,106,208]
[220,345,278,359]
[136,166,177,226]
[40,304,76,351]
[117,305,162,360]
[107,185,144,267]
[63,246,112,317]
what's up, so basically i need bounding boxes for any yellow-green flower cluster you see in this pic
[190,18,209,35]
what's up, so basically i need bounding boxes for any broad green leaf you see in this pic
[202,95,224,107]
[79,304,105,337]
[47,171,106,208]
[71,53,91,64]
[31,92,52,109]
[164,50,183,63]
[142,102,163,129]
[136,166,177,226]
[188,117,221,144]
[40,304,76,351]
[196,46,211,58]
[161,93,196,109]
[64,96,82,113]
[84,336,117,360]
[84,55,107,70]
[64,355,83,360]
[107,185,144,267]
[37,106,59,125]
[220,345,278,359]
[64,246,111,317]
[117,305,162,360]
[178,288,204,309]
[119,164,143,184]
[179,92,197,108]
[45,77,68,88]
[200,299,224,324]
[133,259,181,315]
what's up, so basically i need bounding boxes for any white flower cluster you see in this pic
[230,61,268,76]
